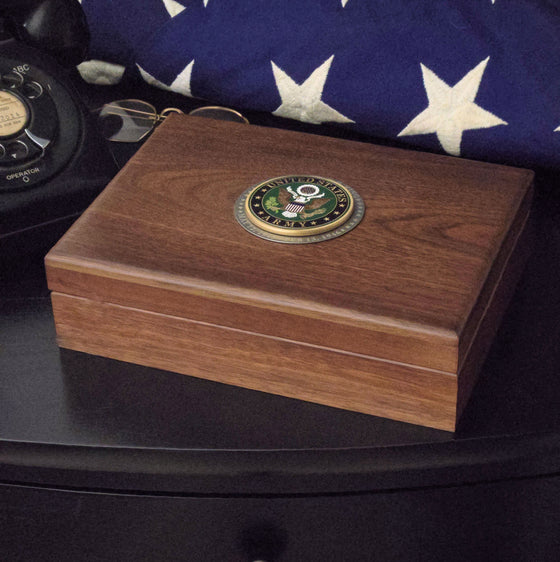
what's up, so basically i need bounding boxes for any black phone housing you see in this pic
[0,40,117,261]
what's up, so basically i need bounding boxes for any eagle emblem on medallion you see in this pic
[235,175,364,243]
[279,184,326,218]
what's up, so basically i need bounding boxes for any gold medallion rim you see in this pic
[244,175,355,237]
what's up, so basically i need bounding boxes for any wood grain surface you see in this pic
[50,292,459,430]
[45,114,533,429]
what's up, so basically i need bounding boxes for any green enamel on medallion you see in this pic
[246,176,353,236]
[235,175,365,244]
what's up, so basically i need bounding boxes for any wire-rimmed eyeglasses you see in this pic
[95,99,249,143]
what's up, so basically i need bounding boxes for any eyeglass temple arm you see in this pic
[99,103,183,121]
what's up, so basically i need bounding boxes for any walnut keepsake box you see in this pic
[45,114,533,431]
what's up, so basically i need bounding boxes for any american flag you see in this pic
[81,0,560,176]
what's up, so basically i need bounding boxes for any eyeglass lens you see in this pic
[188,106,248,124]
[97,99,159,142]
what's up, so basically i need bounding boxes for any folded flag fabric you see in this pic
[81,0,560,175]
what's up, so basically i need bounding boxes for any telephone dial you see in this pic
[0,0,117,258]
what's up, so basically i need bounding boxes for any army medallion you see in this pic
[235,175,364,244]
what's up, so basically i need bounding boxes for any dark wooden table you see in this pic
[2,126,560,559]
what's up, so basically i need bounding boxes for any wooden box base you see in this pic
[45,115,533,431]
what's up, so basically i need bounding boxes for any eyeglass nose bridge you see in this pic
[160,107,183,118]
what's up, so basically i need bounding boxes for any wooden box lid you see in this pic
[45,115,533,430]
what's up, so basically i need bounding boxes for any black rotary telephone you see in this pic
[0,0,117,259]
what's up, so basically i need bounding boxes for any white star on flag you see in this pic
[398,57,507,156]
[162,0,185,17]
[271,55,354,125]
[137,60,194,97]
